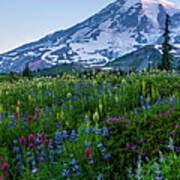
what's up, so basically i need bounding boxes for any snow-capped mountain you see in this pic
[0,0,180,73]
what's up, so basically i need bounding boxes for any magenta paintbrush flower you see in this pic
[20,137,26,146]
[35,109,40,117]
[44,139,49,148]
[28,134,34,143]
[85,148,91,158]
[2,162,8,179]
[29,143,34,149]
[15,112,18,121]
[40,132,45,141]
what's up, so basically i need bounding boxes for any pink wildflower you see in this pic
[169,108,174,112]
[169,130,175,135]
[176,147,180,152]
[126,144,130,148]
[140,138,144,143]
[176,125,180,129]
[140,150,144,155]
[131,146,136,151]
[122,116,126,120]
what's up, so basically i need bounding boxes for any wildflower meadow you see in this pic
[0,70,179,180]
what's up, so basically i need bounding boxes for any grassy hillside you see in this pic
[106,45,162,71]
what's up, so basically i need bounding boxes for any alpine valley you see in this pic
[1,0,180,73]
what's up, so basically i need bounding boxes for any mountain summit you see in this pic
[0,0,180,73]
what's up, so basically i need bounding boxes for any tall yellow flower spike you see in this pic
[57,113,60,120]
[17,100,20,106]
[16,106,20,113]
[115,95,118,103]
[28,95,31,102]
[60,107,64,120]
[99,100,103,116]
[87,121,90,127]
[0,106,3,113]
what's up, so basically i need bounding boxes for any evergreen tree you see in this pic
[22,63,32,77]
[161,14,173,70]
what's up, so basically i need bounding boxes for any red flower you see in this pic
[28,134,34,143]
[20,137,26,146]
[85,148,91,158]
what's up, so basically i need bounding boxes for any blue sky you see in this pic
[0,0,179,53]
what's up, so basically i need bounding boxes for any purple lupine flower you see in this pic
[134,108,138,115]
[172,97,176,105]
[102,127,108,136]
[140,96,144,107]
[166,97,170,105]
[32,168,37,174]
[84,115,88,122]
[84,126,90,134]
[157,97,162,105]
